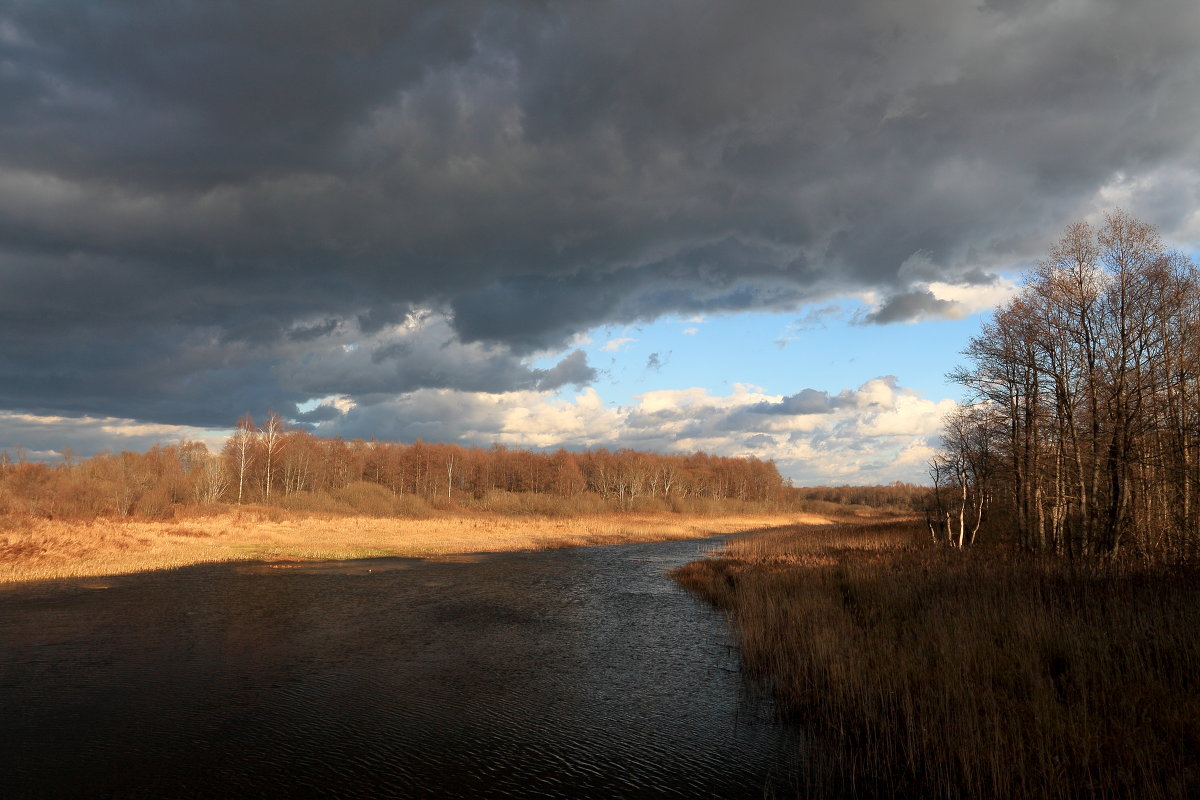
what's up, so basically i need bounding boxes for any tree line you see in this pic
[930,210,1200,562]
[0,420,792,519]
[791,482,927,512]
[220,413,788,506]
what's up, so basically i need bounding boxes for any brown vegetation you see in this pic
[0,428,908,583]
[932,210,1200,561]
[670,212,1200,797]
[0,508,830,585]
[674,518,1200,799]
[786,483,926,515]
[0,431,790,521]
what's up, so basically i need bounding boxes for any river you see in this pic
[0,536,803,798]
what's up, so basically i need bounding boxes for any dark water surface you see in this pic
[0,537,802,798]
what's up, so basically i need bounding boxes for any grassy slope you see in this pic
[673,518,1200,799]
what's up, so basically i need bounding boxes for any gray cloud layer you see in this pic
[1,0,1198,426]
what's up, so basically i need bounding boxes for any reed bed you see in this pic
[0,509,831,585]
[673,519,1200,799]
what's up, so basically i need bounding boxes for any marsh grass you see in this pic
[0,508,832,584]
[673,519,1200,799]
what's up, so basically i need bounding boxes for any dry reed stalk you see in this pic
[0,510,832,584]
[674,518,1200,799]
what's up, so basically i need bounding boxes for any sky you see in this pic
[1,1,1198,484]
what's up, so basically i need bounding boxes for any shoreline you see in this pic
[0,509,833,586]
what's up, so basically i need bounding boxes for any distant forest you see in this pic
[0,418,926,520]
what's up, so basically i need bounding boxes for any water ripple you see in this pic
[0,538,802,798]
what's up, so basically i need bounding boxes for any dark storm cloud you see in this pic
[534,349,597,390]
[1,0,1198,427]
[288,318,343,342]
[294,404,344,425]
[450,238,815,350]
[859,290,963,325]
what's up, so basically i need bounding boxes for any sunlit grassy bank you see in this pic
[673,519,1200,799]
[0,507,831,585]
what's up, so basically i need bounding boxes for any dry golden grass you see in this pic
[674,518,1200,799]
[0,508,832,585]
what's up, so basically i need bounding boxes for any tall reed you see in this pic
[674,520,1200,798]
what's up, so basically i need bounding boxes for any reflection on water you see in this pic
[0,537,802,798]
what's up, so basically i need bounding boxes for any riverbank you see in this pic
[0,508,831,584]
[673,518,1200,799]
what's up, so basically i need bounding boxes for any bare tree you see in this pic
[260,412,286,504]
[445,447,457,500]
[944,210,1199,560]
[226,414,257,505]
[194,452,231,504]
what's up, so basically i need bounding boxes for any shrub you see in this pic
[392,493,432,518]
[279,491,350,515]
[135,486,176,521]
[478,489,523,514]
[333,482,396,517]
[630,495,670,513]
[566,492,609,514]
